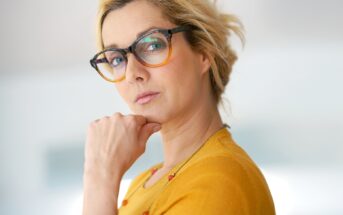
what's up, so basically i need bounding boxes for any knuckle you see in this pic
[112,112,123,118]
[92,119,100,124]
[111,113,123,123]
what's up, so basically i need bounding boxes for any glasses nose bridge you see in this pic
[124,44,151,83]
[125,43,136,54]
[124,44,144,66]
[122,45,138,62]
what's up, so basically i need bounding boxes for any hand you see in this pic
[84,113,161,181]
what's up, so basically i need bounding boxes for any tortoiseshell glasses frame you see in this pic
[90,26,190,83]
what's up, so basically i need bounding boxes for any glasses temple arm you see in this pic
[169,26,191,34]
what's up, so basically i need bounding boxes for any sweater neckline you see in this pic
[141,126,230,190]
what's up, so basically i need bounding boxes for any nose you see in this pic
[125,54,150,83]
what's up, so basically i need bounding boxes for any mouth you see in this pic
[135,91,160,105]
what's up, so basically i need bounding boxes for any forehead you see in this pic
[101,0,173,49]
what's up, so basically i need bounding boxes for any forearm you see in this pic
[82,169,123,215]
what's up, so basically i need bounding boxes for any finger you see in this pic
[139,122,161,144]
[128,114,147,126]
[94,115,110,123]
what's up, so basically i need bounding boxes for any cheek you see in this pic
[160,56,201,106]
[115,84,131,104]
[169,48,201,86]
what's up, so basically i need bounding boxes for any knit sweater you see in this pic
[118,127,276,215]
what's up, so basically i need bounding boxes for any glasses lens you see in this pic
[135,32,169,66]
[95,50,126,82]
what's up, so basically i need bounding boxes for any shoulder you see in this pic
[178,153,266,194]
[185,128,261,182]
[184,136,275,207]
[152,132,275,214]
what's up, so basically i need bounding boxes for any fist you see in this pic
[84,113,161,180]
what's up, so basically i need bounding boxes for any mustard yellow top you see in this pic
[118,127,276,215]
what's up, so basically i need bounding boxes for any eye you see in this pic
[110,56,125,67]
[147,41,165,51]
[138,36,167,53]
[105,51,125,68]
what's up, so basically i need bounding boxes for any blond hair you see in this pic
[96,0,245,107]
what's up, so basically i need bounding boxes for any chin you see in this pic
[132,107,167,124]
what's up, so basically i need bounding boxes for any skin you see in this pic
[83,0,223,214]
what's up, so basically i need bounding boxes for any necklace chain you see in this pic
[121,123,230,214]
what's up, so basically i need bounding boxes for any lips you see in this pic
[135,91,160,105]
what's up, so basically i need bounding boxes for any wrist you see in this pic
[83,159,125,182]
[83,168,123,205]
[82,172,120,215]
[84,167,123,187]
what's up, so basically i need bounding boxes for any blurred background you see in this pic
[0,0,342,214]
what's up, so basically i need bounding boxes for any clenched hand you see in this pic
[84,112,161,181]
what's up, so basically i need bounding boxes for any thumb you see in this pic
[139,122,161,143]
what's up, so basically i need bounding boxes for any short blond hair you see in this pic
[96,0,245,106]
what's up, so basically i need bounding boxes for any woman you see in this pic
[83,0,276,214]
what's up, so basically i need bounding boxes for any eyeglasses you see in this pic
[90,26,189,83]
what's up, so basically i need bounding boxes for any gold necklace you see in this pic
[121,123,230,215]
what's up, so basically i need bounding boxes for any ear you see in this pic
[198,51,211,76]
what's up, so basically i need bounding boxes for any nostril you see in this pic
[136,76,144,81]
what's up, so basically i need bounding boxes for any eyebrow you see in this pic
[104,26,160,49]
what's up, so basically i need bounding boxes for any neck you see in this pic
[159,100,223,169]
